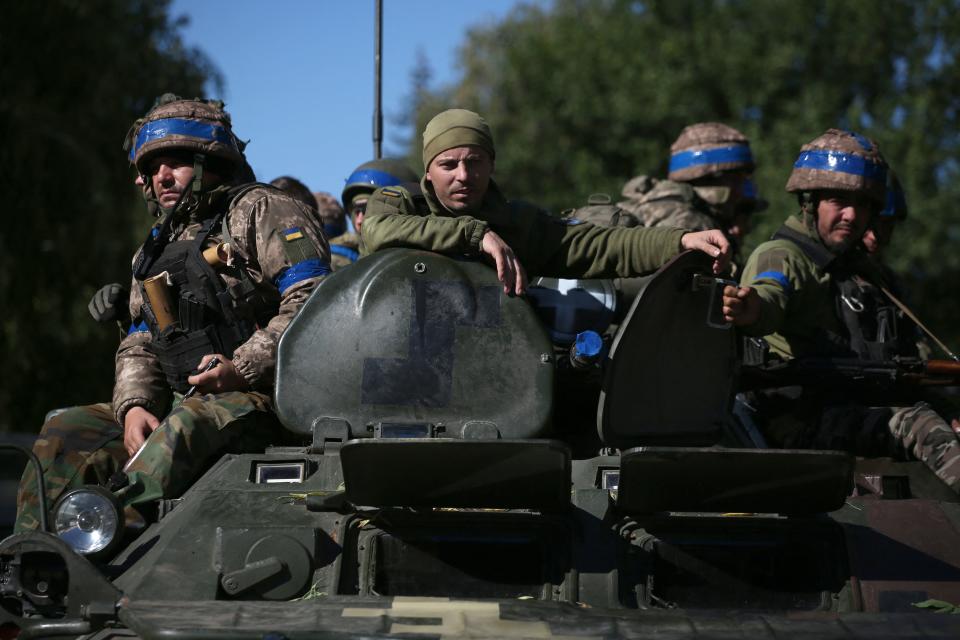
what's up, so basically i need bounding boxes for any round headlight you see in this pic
[53,487,123,556]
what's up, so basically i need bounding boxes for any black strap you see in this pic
[771,223,835,270]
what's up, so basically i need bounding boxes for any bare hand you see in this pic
[480,230,528,295]
[721,285,761,326]
[123,406,160,456]
[680,230,732,274]
[186,354,249,395]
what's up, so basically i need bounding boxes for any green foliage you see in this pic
[0,0,218,432]
[405,0,960,351]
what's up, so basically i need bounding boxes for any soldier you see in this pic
[15,95,331,531]
[329,158,419,269]
[361,109,733,294]
[617,123,755,252]
[722,128,960,491]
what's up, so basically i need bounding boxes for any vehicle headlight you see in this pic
[53,487,123,556]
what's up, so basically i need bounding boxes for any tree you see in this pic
[407,0,960,350]
[0,0,219,432]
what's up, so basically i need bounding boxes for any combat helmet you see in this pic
[341,158,419,210]
[125,94,246,181]
[668,123,754,182]
[785,129,887,206]
[879,169,908,220]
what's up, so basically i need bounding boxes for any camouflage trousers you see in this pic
[15,391,287,533]
[753,393,960,493]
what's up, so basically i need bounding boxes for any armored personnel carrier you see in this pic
[3,249,960,639]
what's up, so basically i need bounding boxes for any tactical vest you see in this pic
[772,224,907,360]
[133,188,262,392]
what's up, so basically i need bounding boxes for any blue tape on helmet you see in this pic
[131,118,236,161]
[344,167,405,189]
[793,150,887,182]
[668,145,754,173]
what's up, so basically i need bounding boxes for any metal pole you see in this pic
[373,0,383,159]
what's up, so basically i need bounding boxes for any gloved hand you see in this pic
[88,283,130,324]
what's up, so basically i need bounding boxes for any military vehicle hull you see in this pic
[3,250,960,639]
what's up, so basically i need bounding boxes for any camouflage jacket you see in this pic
[739,213,893,360]
[361,177,687,279]
[616,175,724,231]
[329,232,361,270]
[113,185,330,425]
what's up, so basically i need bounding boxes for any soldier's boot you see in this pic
[889,402,960,494]
[121,391,282,506]
[14,403,126,533]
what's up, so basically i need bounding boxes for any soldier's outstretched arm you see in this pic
[679,229,731,275]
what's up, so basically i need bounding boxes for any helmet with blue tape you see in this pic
[125,94,245,175]
[785,128,887,205]
[668,122,754,182]
[342,158,418,210]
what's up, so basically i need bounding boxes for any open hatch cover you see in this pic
[617,447,854,515]
[598,251,738,449]
[340,439,571,512]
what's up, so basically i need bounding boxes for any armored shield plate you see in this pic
[598,251,737,448]
[340,439,571,511]
[275,249,554,439]
[617,447,854,514]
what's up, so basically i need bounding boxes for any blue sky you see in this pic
[170,0,539,200]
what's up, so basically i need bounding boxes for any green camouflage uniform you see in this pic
[361,177,687,279]
[739,211,960,491]
[15,185,330,532]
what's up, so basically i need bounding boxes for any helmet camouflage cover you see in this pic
[785,128,887,205]
[126,94,245,175]
[668,122,754,182]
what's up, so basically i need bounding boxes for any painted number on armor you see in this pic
[361,281,500,407]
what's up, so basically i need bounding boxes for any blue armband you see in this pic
[753,270,793,295]
[275,258,331,294]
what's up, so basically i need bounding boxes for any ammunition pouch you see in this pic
[136,210,256,393]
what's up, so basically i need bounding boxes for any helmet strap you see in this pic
[192,153,206,199]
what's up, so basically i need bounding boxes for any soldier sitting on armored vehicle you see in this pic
[571,123,756,271]
[720,128,960,493]
[14,95,331,533]
[360,109,734,293]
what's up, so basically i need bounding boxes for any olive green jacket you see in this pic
[361,177,687,279]
[739,213,886,359]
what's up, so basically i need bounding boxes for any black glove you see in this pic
[88,283,130,324]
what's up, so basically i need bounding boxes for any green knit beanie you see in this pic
[422,109,495,169]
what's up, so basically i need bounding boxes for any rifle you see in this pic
[740,357,960,392]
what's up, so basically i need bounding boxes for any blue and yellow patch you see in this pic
[283,227,305,241]
[381,187,402,198]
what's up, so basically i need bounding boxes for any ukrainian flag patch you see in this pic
[381,187,401,198]
[283,227,305,241]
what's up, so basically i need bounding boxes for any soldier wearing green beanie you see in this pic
[362,108,733,294]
